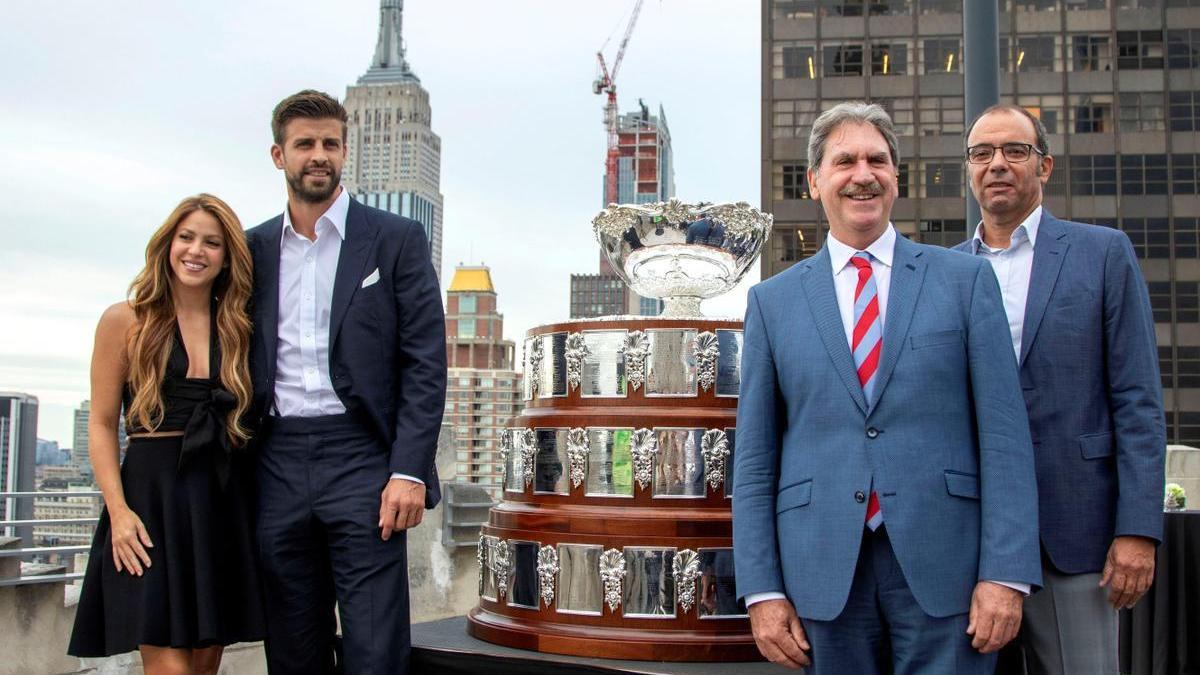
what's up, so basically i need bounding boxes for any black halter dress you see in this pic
[68,319,265,656]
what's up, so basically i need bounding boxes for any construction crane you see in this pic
[594,0,646,207]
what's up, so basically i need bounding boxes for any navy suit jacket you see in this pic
[954,211,1166,574]
[732,235,1042,620]
[246,198,448,509]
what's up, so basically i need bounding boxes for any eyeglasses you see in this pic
[965,143,1045,165]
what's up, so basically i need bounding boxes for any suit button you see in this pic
[855,491,866,503]
[866,427,879,439]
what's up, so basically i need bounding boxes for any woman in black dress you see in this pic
[68,194,264,673]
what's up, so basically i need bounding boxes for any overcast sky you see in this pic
[0,0,760,446]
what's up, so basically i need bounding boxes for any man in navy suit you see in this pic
[732,101,1042,674]
[956,105,1165,675]
[246,90,447,674]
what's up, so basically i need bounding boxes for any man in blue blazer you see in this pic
[246,90,447,674]
[733,102,1042,674]
[956,105,1165,675]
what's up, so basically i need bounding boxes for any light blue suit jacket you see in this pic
[732,234,1042,620]
[954,212,1166,574]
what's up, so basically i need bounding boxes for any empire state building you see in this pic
[344,0,445,284]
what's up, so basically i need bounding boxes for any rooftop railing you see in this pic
[0,490,101,587]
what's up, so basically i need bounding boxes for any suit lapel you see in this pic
[869,235,926,415]
[801,247,869,415]
[329,200,378,350]
[257,217,284,382]
[1019,212,1068,366]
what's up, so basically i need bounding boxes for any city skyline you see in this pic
[0,0,759,446]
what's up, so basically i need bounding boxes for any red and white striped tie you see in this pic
[850,252,883,531]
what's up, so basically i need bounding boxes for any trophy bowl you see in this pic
[592,200,772,317]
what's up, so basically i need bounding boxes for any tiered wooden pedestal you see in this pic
[467,317,760,662]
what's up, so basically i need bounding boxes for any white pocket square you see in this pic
[361,268,380,288]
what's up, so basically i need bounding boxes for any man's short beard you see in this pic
[287,169,341,204]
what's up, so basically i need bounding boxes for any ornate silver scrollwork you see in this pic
[491,538,511,599]
[693,331,720,393]
[704,201,774,245]
[565,333,589,392]
[566,427,589,489]
[631,428,658,491]
[673,549,701,613]
[537,545,559,608]
[477,532,487,594]
[517,428,537,488]
[599,548,626,612]
[498,429,512,484]
[529,338,544,397]
[621,331,650,391]
[701,429,731,492]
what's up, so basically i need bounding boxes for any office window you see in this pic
[871,42,909,76]
[918,96,964,136]
[922,162,963,198]
[1070,34,1112,71]
[773,1,818,19]
[922,38,962,73]
[1117,31,1164,70]
[1148,282,1173,323]
[1016,35,1061,72]
[917,220,967,247]
[897,163,912,198]
[1118,93,1165,132]
[1018,95,1064,135]
[773,44,818,80]
[1168,30,1200,69]
[824,43,865,76]
[875,97,914,136]
[459,295,477,314]
[1174,154,1200,194]
[1070,155,1117,195]
[1015,0,1060,9]
[1178,347,1200,388]
[1117,0,1159,7]
[1070,94,1113,133]
[869,0,912,14]
[822,0,865,14]
[1120,155,1168,195]
[1177,218,1200,258]
[1179,283,1200,323]
[1121,218,1171,258]
[918,0,962,11]
[1046,157,1068,196]
[773,228,807,263]
[1160,346,1174,390]
[1168,0,1200,8]
[1169,91,1200,131]
[774,163,812,200]
[1066,0,1108,8]
[457,319,475,339]
[772,99,819,139]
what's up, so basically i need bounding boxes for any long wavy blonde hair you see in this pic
[125,194,254,445]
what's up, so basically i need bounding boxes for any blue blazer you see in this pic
[732,234,1042,620]
[246,198,448,508]
[953,212,1166,574]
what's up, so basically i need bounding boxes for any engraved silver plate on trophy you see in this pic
[480,535,501,601]
[557,543,604,616]
[697,548,748,618]
[506,540,541,610]
[645,329,698,397]
[539,332,569,399]
[653,428,706,498]
[532,428,569,495]
[584,428,635,498]
[592,200,773,318]
[580,330,627,398]
[716,330,743,398]
[623,547,677,618]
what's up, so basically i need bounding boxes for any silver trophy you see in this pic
[592,199,772,318]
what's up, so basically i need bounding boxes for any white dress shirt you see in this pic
[744,223,1026,608]
[969,206,1042,361]
[274,187,420,484]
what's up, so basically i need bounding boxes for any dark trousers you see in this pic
[802,527,997,675]
[256,414,411,675]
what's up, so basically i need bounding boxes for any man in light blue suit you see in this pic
[956,105,1165,675]
[732,102,1042,674]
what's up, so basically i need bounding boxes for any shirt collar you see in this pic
[281,186,350,247]
[970,205,1042,254]
[828,222,897,275]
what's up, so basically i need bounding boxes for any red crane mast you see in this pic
[593,0,646,207]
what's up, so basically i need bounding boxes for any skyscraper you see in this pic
[569,101,674,318]
[444,265,523,497]
[343,0,445,284]
[73,399,123,481]
[1,392,38,544]
[761,0,1200,444]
